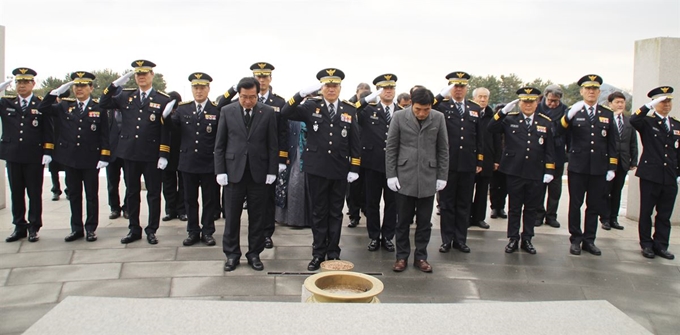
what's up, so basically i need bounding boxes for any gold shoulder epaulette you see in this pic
[309,96,322,100]
[538,113,552,121]
[341,99,355,107]
[157,91,170,98]
[178,101,192,106]
[92,98,99,103]
[600,104,613,112]
[442,98,450,102]
[123,88,136,91]
[61,98,76,102]
[37,96,43,100]
[508,111,520,115]
[2,95,16,99]
[368,102,378,106]
[273,93,284,99]
[671,116,680,123]
[211,101,217,106]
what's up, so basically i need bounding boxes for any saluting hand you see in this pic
[567,101,585,120]
[112,72,135,87]
[501,99,519,114]
[364,88,383,104]
[299,83,323,97]
[439,84,455,98]
[50,81,75,96]
[0,79,12,92]
[646,96,668,109]
[162,100,176,118]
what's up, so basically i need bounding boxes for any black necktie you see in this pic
[385,105,391,124]
[197,104,203,117]
[141,92,147,104]
[245,109,251,126]
[662,118,670,133]
[21,99,28,113]
[329,103,336,119]
[78,102,84,116]
[258,96,266,103]
[618,115,624,137]
[456,102,464,116]
[526,117,532,131]
[588,106,595,123]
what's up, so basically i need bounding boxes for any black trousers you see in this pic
[6,161,43,231]
[65,166,99,233]
[395,193,434,261]
[567,171,606,244]
[182,171,217,235]
[49,161,66,196]
[489,170,507,211]
[364,169,396,241]
[308,174,346,259]
[506,175,541,240]
[263,183,276,238]
[222,168,267,260]
[106,157,127,212]
[124,160,162,235]
[638,179,676,250]
[162,169,186,216]
[601,165,628,224]
[536,165,564,223]
[439,170,475,245]
[345,167,365,220]
[470,174,491,224]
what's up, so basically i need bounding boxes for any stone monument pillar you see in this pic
[626,37,680,224]
[0,25,6,210]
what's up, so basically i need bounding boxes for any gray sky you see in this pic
[1,0,679,100]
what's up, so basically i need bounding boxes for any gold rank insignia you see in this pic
[326,69,336,76]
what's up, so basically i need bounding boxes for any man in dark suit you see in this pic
[282,68,361,271]
[433,72,484,254]
[162,91,187,223]
[38,71,110,242]
[105,86,128,220]
[1,68,54,243]
[354,74,401,252]
[630,86,677,260]
[470,87,501,229]
[166,73,220,247]
[100,60,175,245]
[557,74,617,256]
[601,92,637,230]
[488,87,556,254]
[535,85,569,228]
[215,77,278,272]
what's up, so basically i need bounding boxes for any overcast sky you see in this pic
[1,0,679,100]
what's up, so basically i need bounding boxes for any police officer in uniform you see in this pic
[1,68,53,243]
[354,74,401,252]
[282,68,361,271]
[488,87,555,254]
[100,60,175,245]
[38,72,110,242]
[558,74,617,256]
[630,86,677,260]
[433,72,484,253]
[165,73,220,247]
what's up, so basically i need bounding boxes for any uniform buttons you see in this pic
[665,144,668,148]
[330,124,334,127]
[459,146,463,149]
[136,126,140,129]
[197,123,200,126]
[460,137,464,140]
[526,148,530,151]
[460,127,464,130]
[138,117,141,121]
[328,150,332,154]
[20,123,23,126]
[527,140,530,144]
[195,140,199,144]
[329,141,332,145]
[19,138,23,141]
[77,135,80,139]
[528,134,531,137]
[195,149,198,152]
[664,163,667,166]
[77,143,80,146]
[79,119,83,123]
[135,135,139,138]
[19,130,23,134]
[591,141,594,144]
[330,133,333,136]
[21,116,25,119]
[78,127,81,131]
[139,110,143,113]
[196,132,200,135]
[591,133,594,136]
[590,149,594,153]
[665,154,668,157]
[525,156,529,159]
[591,125,594,128]
[385,132,388,136]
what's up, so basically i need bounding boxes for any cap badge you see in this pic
[19,68,28,74]
[76,72,85,78]
[384,75,392,81]
[326,69,336,76]
[258,63,267,69]
[524,88,533,94]
[456,72,465,78]
[136,61,144,67]
[194,73,203,79]
[661,87,670,93]
[588,75,597,81]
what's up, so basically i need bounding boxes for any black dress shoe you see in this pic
[123,210,129,219]
[601,221,611,230]
[569,242,581,255]
[147,233,158,245]
[202,234,216,246]
[367,239,380,251]
[224,258,240,272]
[610,221,624,230]
[505,239,519,253]
[546,220,561,228]
[248,257,264,271]
[64,231,84,242]
[534,220,544,227]
[121,233,142,244]
[582,242,602,256]
[452,241,471,253]
[109,210,121,220]
[490,209,499,219]
[264,237,274,249]
[382,239,395,252]
[348,218,359,228]
[178,214,188,221]
[475,221,490,229]
[5,229,27,242]
[162,214,177,222]
[439,242,451,253]
[51,192,60,201]
[654,248,675,260]
[28,230,39,242]
[183,233,201,246]
[498,209,508,219]
[307,257,323,271]
[86,231,97,242]
[521,239,537,254]
[641,247,655,259]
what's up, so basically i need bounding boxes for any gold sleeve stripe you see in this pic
[493,113,500,120]
[355,101,362,109]
[433,98,439,105]
[279,151,289,158]
[546,163,555,169]
[44,143,54,149]
[224,91,231,99]
[560,116,569,128]
[103,87,109,95]
[610,158,618,164]
[351,158,361,166]
[635,109,641,115]
[101,150,111,156]
[159,145,170,152]
[288,97,296,106]
[477,154,484,161]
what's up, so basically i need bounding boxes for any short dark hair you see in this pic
[359,90,371,99]
[397,93,410,102]
[356,82,370,92]
[237,77,260,94]
[168,91,182,102]
[608,91,626,102]
[410,88,434,106]
[409,85,425,96]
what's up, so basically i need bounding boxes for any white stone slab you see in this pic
[23,296,651,335]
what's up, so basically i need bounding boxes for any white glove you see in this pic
[347,172,359,183]
[265,174,276,185]
[0,79,13,92]
[42,155,52,165]
[543,174,554,184]
[645,96,668,109]
[567,101,585,120]
[50,81,74,96]
[278,164,287,173]
[216,173,229,186]
[364,88,383,103]
[436,179,447,191]
[299,83,323,97]
[606,170,615,182]
[677,176,680,185]
[501,99,519,114]
[112,71,135,87]
[162,100,176,118]
[157,157,168,170]
[439,84,455,98]
[96,161,109,169]
[387,177,401,192]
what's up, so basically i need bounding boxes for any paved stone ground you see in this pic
[0,175,678,335]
